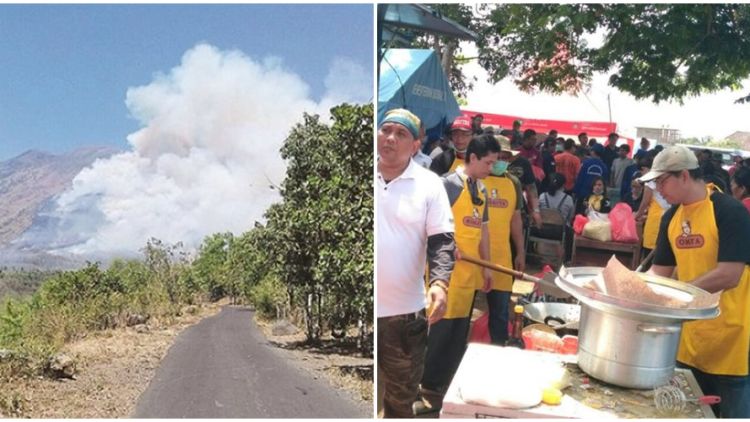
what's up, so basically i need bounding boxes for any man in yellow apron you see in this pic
[429,116,473,176]
[417,135,500,413]
[643,145,750,418]
[484,135,525,345]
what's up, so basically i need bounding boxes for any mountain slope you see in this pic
[0,146,119,248]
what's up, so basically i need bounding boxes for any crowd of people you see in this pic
[377,108,750,418]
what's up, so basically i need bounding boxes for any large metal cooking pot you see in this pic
[577,304,683,389]
[521,301,581,336]
[555,266,720,390]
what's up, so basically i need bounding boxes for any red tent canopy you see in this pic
[461,109,617,138]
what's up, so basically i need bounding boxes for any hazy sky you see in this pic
[0,4,373,160]
[461,43,750,142]
[7,4,374,255]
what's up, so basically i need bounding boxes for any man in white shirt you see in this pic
[412,126,433,169]
[377,108,456,418]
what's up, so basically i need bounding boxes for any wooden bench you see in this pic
[571,222,643,270]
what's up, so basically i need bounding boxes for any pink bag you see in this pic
[573,214,589,235]
[609,203,639,243]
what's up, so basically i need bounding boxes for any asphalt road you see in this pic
[133,306,369,418]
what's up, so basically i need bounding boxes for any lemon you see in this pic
[542,387,563,405]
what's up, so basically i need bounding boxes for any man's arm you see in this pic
[525,183,542,228]
[689,262,745,293]
[426,233,455,287]
[427,175,457,324]
[691,193,750,293]
[426,233,455,324]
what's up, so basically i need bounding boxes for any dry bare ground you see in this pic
[256,319,374,408]
[0,302,373,418]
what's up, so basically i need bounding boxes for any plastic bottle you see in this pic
[505,305,526,349]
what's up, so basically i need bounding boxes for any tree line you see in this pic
[0,103,373,378]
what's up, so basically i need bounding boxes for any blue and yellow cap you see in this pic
[381,108,421,140]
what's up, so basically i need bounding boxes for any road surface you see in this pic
[133,306,369,418]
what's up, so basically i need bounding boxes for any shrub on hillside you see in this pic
[249,276,287,320]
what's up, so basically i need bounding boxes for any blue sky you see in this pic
[0,4,373,160]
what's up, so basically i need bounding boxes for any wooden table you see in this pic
[571,235,643,270]
[441,343,714,419]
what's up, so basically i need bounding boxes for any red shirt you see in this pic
[516,146,542,168]
[554,151,581,191]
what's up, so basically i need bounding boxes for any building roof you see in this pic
[725,131,750,150]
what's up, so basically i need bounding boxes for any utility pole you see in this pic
[607,93,612,124]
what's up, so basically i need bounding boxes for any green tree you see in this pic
[141,238,191,304]
[401,4,750,104]
[226,227,272,303]
[262,103,373,351]
[192,233,234,301]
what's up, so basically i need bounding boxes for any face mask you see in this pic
[555,144,564,152]
[491,161,509,176]
[593,187,604,195]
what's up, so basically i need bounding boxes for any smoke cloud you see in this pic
[27,43,370,256]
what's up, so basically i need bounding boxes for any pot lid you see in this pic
[555,266,720,320]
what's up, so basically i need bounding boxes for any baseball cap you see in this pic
[590,143,605,156]
[638,145,699,182]
[381,108,421,140]
[495,135,518,156]
[450,116,472,132]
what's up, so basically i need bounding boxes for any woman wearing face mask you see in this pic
[731,167,750,214]
[482,135,525,346]
[578,176,612,215]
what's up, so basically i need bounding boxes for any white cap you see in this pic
[638,145,699,182]
[495,135,519,156]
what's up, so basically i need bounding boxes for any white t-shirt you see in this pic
[413,150,433,169]
[377,159,454,317]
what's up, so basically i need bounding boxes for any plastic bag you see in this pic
[522,329,564,353]
[586,209,610,222]
[573,214,589,235]
[582,220,612,242]
[609,202,639,243]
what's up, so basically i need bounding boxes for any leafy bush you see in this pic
[249,276,287,320]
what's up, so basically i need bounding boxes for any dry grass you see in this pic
[0,301,223,418]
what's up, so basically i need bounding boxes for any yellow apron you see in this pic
[668,185,750,375]
[449,156,465,172]
[643,193,666,249]
[484,175,517,292]
[444,174,484,319]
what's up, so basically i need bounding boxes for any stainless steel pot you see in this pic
[555,266,720,390]
[577,304,683,389]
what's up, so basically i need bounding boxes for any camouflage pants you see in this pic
[377,310,427,418]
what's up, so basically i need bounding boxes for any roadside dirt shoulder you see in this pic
[256,318,373,413]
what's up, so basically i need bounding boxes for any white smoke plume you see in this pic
[31,43,370,256]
